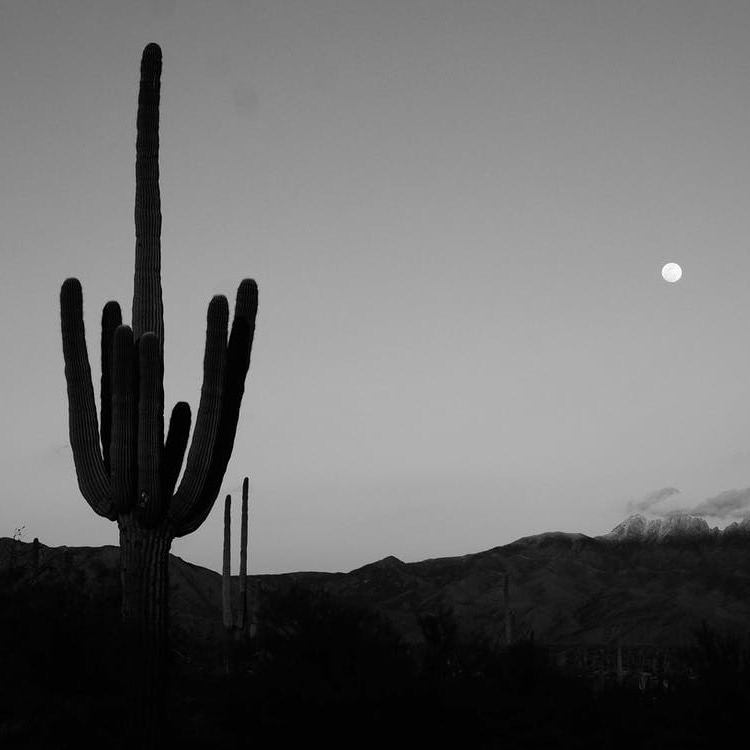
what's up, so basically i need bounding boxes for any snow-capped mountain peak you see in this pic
[603,513,715,543]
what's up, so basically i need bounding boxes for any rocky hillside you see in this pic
[328,525,750,647]
[3,516,750,651]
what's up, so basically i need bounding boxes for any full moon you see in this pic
[661,262,682,283]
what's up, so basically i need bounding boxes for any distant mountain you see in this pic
[325,525,750,647]
[3,517,750,652]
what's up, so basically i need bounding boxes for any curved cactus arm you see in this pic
[162,401,191,499]
[172,280,257,538]
[136,333,165,528]
[236,279,258,368]
[111,325,138,515]
[168,296,228,531]
[202,281,257,490]
[133,43,164,352]
[100,301,122,473]
[60,278,115,520]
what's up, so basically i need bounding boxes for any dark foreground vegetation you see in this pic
[1,571,748,749]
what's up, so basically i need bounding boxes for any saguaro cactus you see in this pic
[221,477,250,666]
[59,43,258,741]
[238,476,250,634]
[222,493,233,674]
[222,494,233,631]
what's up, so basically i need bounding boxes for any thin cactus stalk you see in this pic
[222,493,233,675]
[59,43,258,744]
[221,477,250,641]
[237,476,249,634]
[223,477,250,657]
[222,494,233,630]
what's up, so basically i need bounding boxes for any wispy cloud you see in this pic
[627,485,750,521]
[627,486,681,514]
[688,488,750,519]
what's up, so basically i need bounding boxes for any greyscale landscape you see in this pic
[5,509,750,747]
[4,3,750,748]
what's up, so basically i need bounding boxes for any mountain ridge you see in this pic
[3,515,750,651]
[601,512,750,544]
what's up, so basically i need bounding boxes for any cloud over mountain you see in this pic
[627,486,681,514]
[688,488,750,519]
[626,485,750,522]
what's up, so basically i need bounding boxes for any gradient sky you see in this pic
[3,0,750,574]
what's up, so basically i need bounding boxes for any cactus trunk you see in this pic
[119,516,172,743]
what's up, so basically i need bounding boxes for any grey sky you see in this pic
[2,1,750,574]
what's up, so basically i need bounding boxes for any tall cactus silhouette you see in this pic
[238,476,250,633]
[59,43,258,742]
[222,494,233,631]
[222,493,233,674]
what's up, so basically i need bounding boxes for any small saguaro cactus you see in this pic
[59,43,258,741]
[238,476,250,634]
[222,493,233,674]
[221,477,250,637]
[222,494,233,631]
[221,477,250,674]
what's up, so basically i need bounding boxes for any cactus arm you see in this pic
[60,278,115,520]
[162,401,191,499]
[233,279,258,371]
[133,42,164,352]
[171,281,256,537]
[136,333,165,527]
[197,281,257,498]
[110,325,138,514]
[168,296,228,531]
[100,301,122,474]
